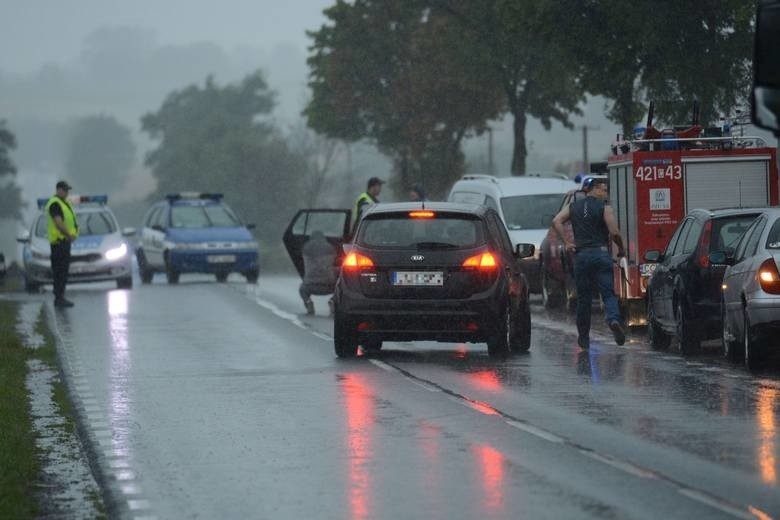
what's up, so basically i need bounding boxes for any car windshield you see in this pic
[766,217,780,249]
[358,215,483,249]
[171,204,240,228]
[34,210,117,237]
[711,215,759,253]
[501,194,564,230]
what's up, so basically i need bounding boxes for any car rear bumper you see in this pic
[748,299,780,344]
[335,284,503,342]
[168,250,259,274]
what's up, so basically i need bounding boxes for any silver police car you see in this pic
[17,195,135,292]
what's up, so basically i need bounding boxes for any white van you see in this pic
[448,174,574,293]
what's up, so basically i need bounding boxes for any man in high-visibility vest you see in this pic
[45,180,79,308]
[352,176,385,233]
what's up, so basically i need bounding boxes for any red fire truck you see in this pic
[607,113,778,326]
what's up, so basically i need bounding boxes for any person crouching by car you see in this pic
[300,230,338,316]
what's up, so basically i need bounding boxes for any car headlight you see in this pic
[105,243,127,261]
[31,249,50,260]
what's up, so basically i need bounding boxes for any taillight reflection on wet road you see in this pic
[339,374,375,520]
[473,444,506,513]
[757,386,778,484]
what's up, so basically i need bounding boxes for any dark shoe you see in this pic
[609,321,626,346]
[54,298,74,308]
[577,336,589,350]
[304,300,315,316]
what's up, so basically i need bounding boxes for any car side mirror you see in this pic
[122,227,136,237]
[644,249,662,262]
[515,243,535,259]
[751,2,780,136]
[16,231,30,243]
[246,223,256,230]
[708,250,734,266]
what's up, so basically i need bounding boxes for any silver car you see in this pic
[713,207,780,371]
[17,196,136,292]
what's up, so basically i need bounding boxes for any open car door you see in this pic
[283,209,352,279]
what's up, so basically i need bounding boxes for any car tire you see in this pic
[165,265,179,284]
[116,277,133,289]
[487,303,511,358]
[541,271,564,309]
[244,269,259,284]
[137,250,154,284]
[361,340,382,354]
[647,294,670,350]
[334,312,358,358]
[215,272,229,283]
[722,300,742,362]
[744,309,764,372]
[675,298,700,355]
[511,299,532,353]
[24,276,40,293]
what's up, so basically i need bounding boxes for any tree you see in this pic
[141,72,306,247]
[0,120,23,220]
[288,121,342,207]
[560,0,755,134]
[429,0,585,176]
[65,114,136,194]
[305,0,503,196]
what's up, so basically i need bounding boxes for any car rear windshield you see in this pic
[711,215,759,253]
[357,215,484,249]
[501,194,564,230]
[766,217,780,249]
[34,210,117,237]
[171,204,239,228]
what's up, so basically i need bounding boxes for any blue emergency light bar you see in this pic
[36,194,108,209]
[165,192,224,202]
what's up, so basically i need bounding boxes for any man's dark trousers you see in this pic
[574,247,621,343]
[50,240,71,301]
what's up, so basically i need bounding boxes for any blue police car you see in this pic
[136,193,259,284]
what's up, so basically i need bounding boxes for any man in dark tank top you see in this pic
[552,178,626,349]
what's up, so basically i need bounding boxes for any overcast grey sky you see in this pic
[0,0,332,74]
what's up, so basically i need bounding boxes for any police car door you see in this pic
[143,206,167,268]
[283,209,352,279]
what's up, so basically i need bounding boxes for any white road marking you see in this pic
[127,499,151,510]
[677,488,757,520]
[578,450,658,479]
[506,420,565,443]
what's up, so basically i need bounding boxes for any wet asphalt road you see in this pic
[44,273,780,519]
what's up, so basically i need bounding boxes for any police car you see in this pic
[16,195,135,292]
[136,193,259,284]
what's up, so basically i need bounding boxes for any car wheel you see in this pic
[541,271,563,309]
[244,269,259,284]
[361,340,382,354]
[165,265,179,284]
[647,294,670,350]
[511,299,532,353]
[744,309,764,372]
[137,249,154,284]
[675,298,700,355]
[116,277,133,289]
[24,276,40,293]
[487,303,511,358]
[215,272,229,283]
[721,299,742,362]
[334,312,358,358]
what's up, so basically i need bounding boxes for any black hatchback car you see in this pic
[286,203,535,358]
[644,207,761,353]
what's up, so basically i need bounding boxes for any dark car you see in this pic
[712,207,780,370]
[136,193,259,284]
[297,202,536,358]
[644,207,761,353]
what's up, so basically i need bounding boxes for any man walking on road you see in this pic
[45,180,79,308]
[552,177,626,349]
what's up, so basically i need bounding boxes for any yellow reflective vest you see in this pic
[45,196,79,243]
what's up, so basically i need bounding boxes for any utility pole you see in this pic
[577,125,600,174]
[487,127,495,175]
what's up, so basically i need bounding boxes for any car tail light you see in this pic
[697,220,712,268]
[462,252,498,269]
[409,211,435,218]
[758,258,780,294]
[343,252,374,270]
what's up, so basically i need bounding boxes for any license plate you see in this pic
[392,271,444,286]
[207,255,236,263]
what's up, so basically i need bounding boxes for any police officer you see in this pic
[353,176,384,231]
[46,181,79,308]
[552,177,626,349]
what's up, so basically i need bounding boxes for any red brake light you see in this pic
[697,220,712,268]
[758,258,780,294]
[409,211,435,218]
[462,252,498,269]
[343,252,374,269]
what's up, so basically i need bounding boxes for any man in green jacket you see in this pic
[45,181,79,308]
[352,176,384,233]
